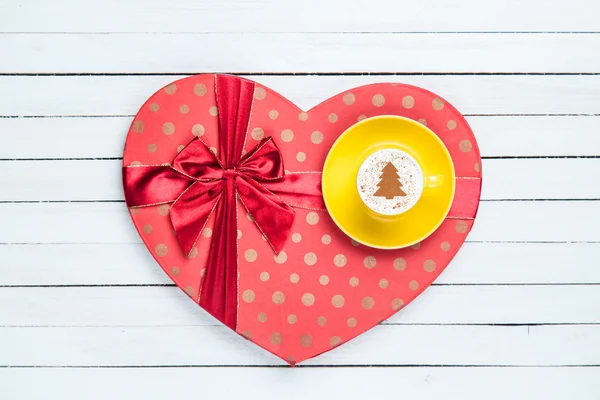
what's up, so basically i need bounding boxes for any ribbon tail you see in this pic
[261,172,326,211]
[237,177,295,253]
[199,175,238,329]
[123,165,192,207]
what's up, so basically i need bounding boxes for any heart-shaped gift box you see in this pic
[122,74,481,365]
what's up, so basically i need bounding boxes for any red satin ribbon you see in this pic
[123,75,325,329]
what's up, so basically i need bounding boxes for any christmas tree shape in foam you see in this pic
[373,162,406,199]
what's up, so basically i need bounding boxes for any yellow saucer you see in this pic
[322,116,455,249]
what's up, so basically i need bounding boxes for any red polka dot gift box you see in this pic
[122,74,482,365]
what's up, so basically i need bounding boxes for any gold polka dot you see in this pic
[130,161,142,166]
[393,258,406,271]
[142,224,152,234]
[331,295,345,308]
[287,314,297,324]
[254,87,266,100]
[272,291,285,304]
[164,83,177,95]
[269,110,279,120]
[311,130,324,144]
[300,334,312,347]
[456,220,469,234]
[155,244,168,257]
[441,241,451,251]
[177,145,185,153]
[129,207,139,215]
[259,271,269,282]
[247,212,253,221]
[319,275,329,285]
[270,332,282,346]
[251,127,264,141]
[280,128,293,142]
[242,330,252,340]
[392,298,404,310]
[296,152,306,162]
[409,280,419,290]
[460,140,473,152]
[418,118,427,125]
[321,234,331,244]
[289,273,300,284]
[171,266,180,276]
[298,112,308,121]
[349,277,359,287]
[343,92,356,105]
[270,251,286,264]
[372,94,385,107]
[192,124,205,137]
[351,240,360,246]
[475,162,482,173]
[292,233,302,243]
[424,259,436,272]
[242,290,255,303]
[328,113,338,123]
[200,228,211,238]
[162,122,175,136]
[364,256,376,269]
[306,212,319,225]
[347,317,357,328]
[200,268,206,278]
[411,242,421,250]
[148,143,158,153]
[379,279,389,289]
[329,336,342,347]
[362,296,374,310]
[432,97,445,110]
[402,95,415,109]
[209,106,218,116]
[179,104,190,114]
[333,254,347,267]
[447,120,457,130]
[317,316,327,326]
[257,312,267,322]
[157,204,170,216]
[237,230,242,239]
[188,247,198,259]
[193,83,207,96]
[245,249,258,262]
[132,120,145,133]
[149,103,159,113]
[302,293,315,306]
[358,115,367,121]
[184,286,195,297]
[304,252,317,266]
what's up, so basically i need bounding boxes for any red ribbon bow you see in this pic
[123,75,324,329]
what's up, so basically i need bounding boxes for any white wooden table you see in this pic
[1,1,599,398]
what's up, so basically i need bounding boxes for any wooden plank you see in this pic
[0,0,597,33]
[2,116,600,159]
[1,325,597,366]
[2,33,599,73]
[1,75,599,116]
[3,367,599,400]
[1,285,598,326]
[3,242,598,286]
[0,201,597,244]
[2,158,598,201]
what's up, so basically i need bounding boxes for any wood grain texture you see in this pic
[1,33,599,73]
[0,0,598,33]
[4,367,600,400]
[2,158,598,201]
[3,243,599,286]
[1,75,599,116]
[2,116,600,159]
